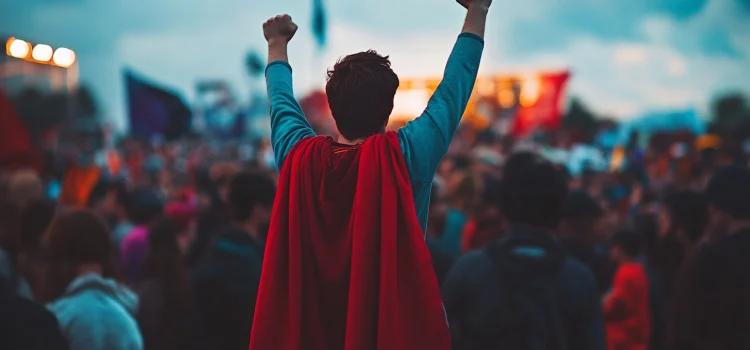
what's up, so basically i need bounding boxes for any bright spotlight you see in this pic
[32,44,53,62]
[519,75,541,107]
[53,47,76,67]
[7,38,31,58]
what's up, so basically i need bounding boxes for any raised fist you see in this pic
[263,14,298,44]
[456,0,492,10]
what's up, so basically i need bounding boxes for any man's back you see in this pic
[669,229,750,350]
[192,228,264,350]
[442,229,607,350]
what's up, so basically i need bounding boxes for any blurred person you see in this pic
[440,169,483,255]
[186,167,229,267]
[87,179,129,231]
[16,198,57,299]
[193,171,275,350]
[0,275,69,350]
[650,190,708,301]
[668,165,750,350]
[603,229,651,350]
[442,152,606,350]
[425,183,456,287]
[559,190,611,294]
[120,188,165,284]
[136,214,204,350]
[110,184,136,250]
[6,169,44,208]
[460,176,505,253]
[633,213,669,350]
[0,201,22,295]
[41,210,143,350]
[251,1,488,348]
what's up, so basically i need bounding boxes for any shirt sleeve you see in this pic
[265,61,316,169]
[397,33,484,181]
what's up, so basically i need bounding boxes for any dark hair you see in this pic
[326,50,399,140]
[40,210,117,302]
[564,190,603,221]
[126,188,164,225]
[663,190,708,244]
[18,198,56,252]
[495,152,568,229]
[705,165,750,220]
[228,172,276,222]
[611,228,641,258]
[142,216,193,347]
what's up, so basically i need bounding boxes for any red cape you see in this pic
[250,132,450,350]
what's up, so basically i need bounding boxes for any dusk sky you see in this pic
[2,0,749,130]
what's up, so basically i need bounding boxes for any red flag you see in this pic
[0,89,41,171]
[511,71,570,137]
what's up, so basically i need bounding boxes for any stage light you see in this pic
[53,47,76,67]
[7,38,31,58]
[519,75,541,107]
[32,44,53,61]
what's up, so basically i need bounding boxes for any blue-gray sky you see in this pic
[2,0,749,130]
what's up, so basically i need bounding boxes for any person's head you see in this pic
[163,202,198,253]
[18,198,56,253]
[87,179,127,221]
[660,190,708,244]
[144,215,194,344]
[494,152,568,230]
[126,187,164,226]
[228,172,276,233]
[40,210,116,302]
[609,228,641,263]
[445,170,483,213]
[705,165,750,237]
[6,169,43,208]
[210,162,240,204]
[326,50,399,141]
[560,190,604,246]
[145,216,184,273]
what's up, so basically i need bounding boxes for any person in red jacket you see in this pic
[604,229,651,350]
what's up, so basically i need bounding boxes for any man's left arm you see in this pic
[264,15,316,169]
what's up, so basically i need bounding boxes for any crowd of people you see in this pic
[2,130,749,350]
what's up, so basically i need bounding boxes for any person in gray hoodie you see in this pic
[41,210,143,350]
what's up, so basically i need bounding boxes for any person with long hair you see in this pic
[135,205,204,350]
[42,210,143,350]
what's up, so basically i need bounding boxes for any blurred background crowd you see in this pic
[2,0,750,349]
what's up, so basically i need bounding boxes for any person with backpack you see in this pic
[442,152,607,350]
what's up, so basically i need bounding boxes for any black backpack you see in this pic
[468,238,567,350]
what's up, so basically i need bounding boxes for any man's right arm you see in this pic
[264,15,316,169]
[397,5,487,181]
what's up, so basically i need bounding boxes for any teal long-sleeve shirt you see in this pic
[266,33,484,234]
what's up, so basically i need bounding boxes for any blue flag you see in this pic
[125,70,192,141]
[312,0,327,48]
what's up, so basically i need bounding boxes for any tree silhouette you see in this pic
[709,93,750,138]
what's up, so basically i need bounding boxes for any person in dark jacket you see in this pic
[192,171,276,350]
[0,275,69,350]
[136,210,205,350]
[442,152,606,350]
[650,190,708,302]
[668,165,750,350]
[559,190,611,295]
